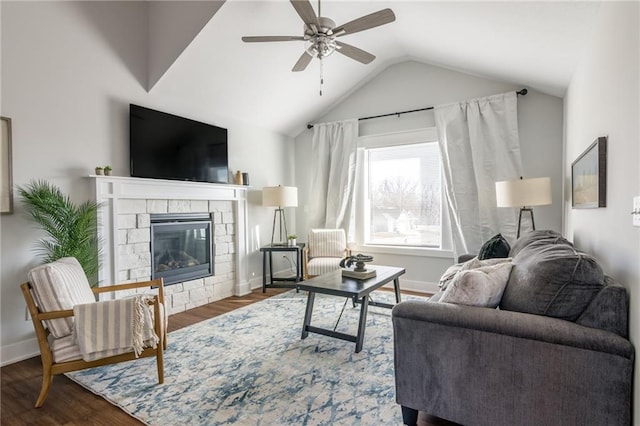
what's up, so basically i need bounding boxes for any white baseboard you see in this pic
[249,271,438,296]
[391,278,438,295]
[249,275,263,290]
[1,337,39,367]
[249,268,297,291]
[235,280,252,296]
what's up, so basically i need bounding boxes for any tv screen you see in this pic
[130,104,229,184]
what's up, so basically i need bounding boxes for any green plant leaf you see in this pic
[18,180,102,286]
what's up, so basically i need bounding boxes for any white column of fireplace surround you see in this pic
[90,176,250,314]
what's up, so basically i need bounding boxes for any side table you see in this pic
[260,243,305,293]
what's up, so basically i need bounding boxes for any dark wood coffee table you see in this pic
[297,265,405,353]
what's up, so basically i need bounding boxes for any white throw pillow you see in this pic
[439,256,511,291]
[439,260,513,308]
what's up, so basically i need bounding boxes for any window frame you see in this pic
[351,128,452,258]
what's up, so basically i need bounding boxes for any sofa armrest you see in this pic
[457,253,475,263]
[392,301,633,359]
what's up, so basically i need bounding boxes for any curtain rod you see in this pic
[306,88,528,130]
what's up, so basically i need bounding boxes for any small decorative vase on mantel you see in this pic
[94,167,104,176]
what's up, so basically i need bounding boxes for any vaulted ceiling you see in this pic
[145,1,601,137]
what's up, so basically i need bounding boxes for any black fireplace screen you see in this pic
[150,213,213,285]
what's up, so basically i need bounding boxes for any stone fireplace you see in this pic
[90,176,249,315]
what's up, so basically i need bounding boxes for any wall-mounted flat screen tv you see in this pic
[130,104,229,184]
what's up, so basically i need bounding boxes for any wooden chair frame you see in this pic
[21,278,166,408]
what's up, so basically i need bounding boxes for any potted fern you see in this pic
[18,180,101,286]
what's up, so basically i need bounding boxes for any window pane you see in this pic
[366,143,441,247]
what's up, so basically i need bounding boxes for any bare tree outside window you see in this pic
[366,143,441,247]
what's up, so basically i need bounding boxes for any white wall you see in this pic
[563,2,640,418]
[294,60,564,290]
[0,2,294,364]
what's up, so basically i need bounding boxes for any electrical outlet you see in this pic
[633,196,640,227]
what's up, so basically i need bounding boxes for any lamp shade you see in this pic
[262,186,298,207]
[495,177,552,208]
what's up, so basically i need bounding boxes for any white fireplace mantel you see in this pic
[90,175,250,297]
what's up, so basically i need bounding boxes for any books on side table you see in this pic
[341,268,377,280]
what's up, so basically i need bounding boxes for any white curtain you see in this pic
[308,119,358,232]
[435,92,523,258]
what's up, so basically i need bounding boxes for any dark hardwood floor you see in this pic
[1,287,455,426]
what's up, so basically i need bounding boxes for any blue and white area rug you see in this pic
[66,290,427,425]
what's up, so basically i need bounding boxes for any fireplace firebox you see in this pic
[150,213,213,286]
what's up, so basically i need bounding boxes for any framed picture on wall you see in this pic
[571,136,607,209]
[1,116,13,214]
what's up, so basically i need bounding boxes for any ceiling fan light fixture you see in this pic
[305,35,336,59]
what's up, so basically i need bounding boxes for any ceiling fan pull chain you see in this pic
[319,58,324,96]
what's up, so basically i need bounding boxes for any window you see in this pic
[365,143,441,247]
[352,128,449,254]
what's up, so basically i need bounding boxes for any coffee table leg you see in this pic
[393,277,402,303]
[301,291,316,339]
[355,296,369,353]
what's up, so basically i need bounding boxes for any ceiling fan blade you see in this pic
[292,52,313,72]
[242,36,305,43]
[290,0,320,32]
[335,41,375,64]
[333,8,396,36]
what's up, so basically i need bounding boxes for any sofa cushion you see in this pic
[28,257,96,338]
[478,234,510,260]
[49,334,82,363]
[500,243,604,321]
[509,229,572,257]
[307,257,343,277]
[440,260,512,308]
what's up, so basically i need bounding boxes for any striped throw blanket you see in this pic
[73,295,159,362]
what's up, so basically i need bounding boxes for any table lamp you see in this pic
[263,185,298,246]
[495,177,551,238]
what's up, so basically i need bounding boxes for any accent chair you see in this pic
[21,257,166,407]
[303,228,350,279]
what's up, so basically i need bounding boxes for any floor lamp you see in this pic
[263,186,298,246]
[496,177,552,238]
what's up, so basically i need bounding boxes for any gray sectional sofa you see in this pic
[392,230,634,426]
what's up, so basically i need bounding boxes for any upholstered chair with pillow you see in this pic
[303,229,351,279]
[21,257,166,407]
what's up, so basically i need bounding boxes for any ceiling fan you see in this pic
[242,0,396,92]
